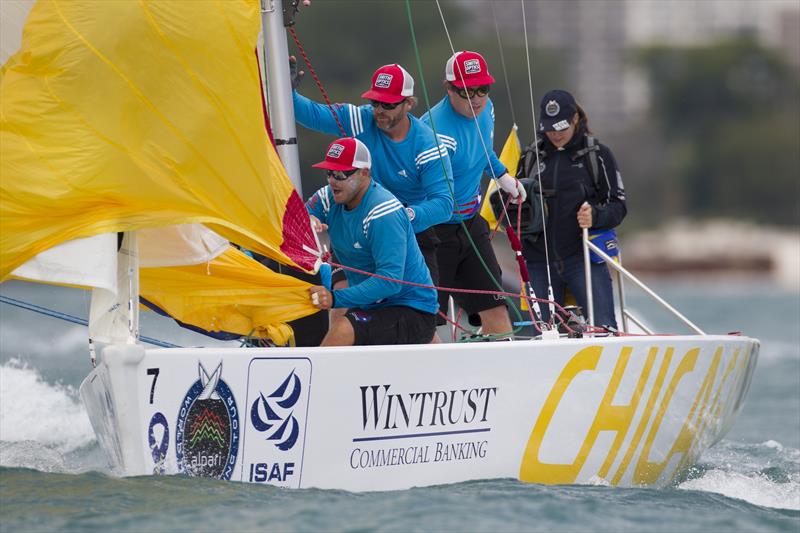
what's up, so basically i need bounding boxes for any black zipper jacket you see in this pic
[521,123,627,263]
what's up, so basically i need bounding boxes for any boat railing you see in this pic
[582,228,705,336]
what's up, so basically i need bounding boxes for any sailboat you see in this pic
[0,0,758,491]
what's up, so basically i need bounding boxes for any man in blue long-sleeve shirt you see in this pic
[421,51,526,338]
[294,63,453,285]
[307,138,438,346]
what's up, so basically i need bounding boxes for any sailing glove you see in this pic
[497,173,527,204]
[289,56,303,90]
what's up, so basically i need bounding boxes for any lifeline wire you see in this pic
[0,295,179,348]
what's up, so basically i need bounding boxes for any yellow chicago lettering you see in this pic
[519,346,601,484]
[634,347,722,485]
[611,346,673,485]
[520,345,654,485]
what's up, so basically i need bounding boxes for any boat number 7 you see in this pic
[147,368,160,404]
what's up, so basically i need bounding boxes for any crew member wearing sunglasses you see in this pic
[293,61,453,295]
[306,138,438,346]
[421,51,526,340]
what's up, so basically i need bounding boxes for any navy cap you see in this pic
[539,89,577,132]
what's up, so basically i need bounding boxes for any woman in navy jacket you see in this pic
[521,89,627,329]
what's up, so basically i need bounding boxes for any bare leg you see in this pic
[329,279,348,325]
[477,305,513,338]
[321,316,355,346]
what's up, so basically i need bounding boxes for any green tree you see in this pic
[637,37,800,225]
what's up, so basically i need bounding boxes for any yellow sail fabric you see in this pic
[0,0,319,281]
[140,247,315,346]
[480,126,522,230]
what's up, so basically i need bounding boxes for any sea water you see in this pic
[1,279,798,532]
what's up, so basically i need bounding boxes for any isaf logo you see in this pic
[250,369,302,451]
[375,73,393,88]
[545,99,560,117]
[327,143,345,159]
[176,362,239,480]
[464,58,481,74]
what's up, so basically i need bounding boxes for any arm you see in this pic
[590,145,627,230]
[293,90,356,136]
[305,186,332,225]
[333,208,407,308]
[408,145,454,232]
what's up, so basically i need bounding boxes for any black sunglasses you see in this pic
[369,99,406,110]
[450,84,490,99]
[326,168,359,181]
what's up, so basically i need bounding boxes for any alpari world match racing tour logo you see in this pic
[250,369,301,451]
[176,362,239,480]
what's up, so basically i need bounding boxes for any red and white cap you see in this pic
[360,64,414,104]
[445,50,495,88]
[312,137,371,171]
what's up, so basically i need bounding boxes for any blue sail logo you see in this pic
[249,370,301,451]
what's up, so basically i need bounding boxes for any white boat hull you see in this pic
[80,335,758,491]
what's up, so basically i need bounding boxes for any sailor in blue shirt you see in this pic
[307,137,438,346]
[293,62,453,285]
[421,51,526,338]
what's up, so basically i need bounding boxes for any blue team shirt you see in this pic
[294,91,454,233]
[421,97,507,223]
[305,181,438,314]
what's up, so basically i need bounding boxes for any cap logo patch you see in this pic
[327,143,345,158]
[375,73,393,89]
[545,100,560,117]
[463,59,481,74]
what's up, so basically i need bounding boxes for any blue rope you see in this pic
[0,294,179,348]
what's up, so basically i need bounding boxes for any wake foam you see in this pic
[0,359,95,456]
[679,469,800,510]
[680,440,800,510]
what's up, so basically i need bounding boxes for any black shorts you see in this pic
[345,306,436,345]
[331,227,440,287]
[435,215,507,317]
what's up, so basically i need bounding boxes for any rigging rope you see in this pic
[288,27,347,137]
[490,2,516,125]
[0,295,179,348]
[405,0,523,338]
[520,0,556,325]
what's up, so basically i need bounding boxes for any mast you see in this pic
[260,0,303,196]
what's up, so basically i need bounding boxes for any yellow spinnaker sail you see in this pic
[141,247,313,346]
[0,0,318,279]
[0,0,320,339]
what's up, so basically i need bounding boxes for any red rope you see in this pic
[327,260,579,322]
[288,27,348,137]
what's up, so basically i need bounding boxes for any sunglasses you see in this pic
[326,168,359,181]
[450,84,490,99]
[369,99,406,110]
